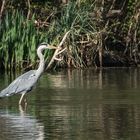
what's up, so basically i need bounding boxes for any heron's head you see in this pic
[38,43,56,52]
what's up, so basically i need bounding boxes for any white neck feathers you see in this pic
[36,47,45,77]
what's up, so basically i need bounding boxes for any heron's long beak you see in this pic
[47,45,57,49]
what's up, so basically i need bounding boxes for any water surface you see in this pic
[0,68,140,140]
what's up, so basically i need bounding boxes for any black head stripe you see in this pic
[37,42,48,49]
[40,42,48,46]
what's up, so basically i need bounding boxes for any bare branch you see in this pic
[56,47,67,55]
[0,0,6,20]
[57,31,70,49]
[46,31,70,70]
[27,0,31,20]
[54,57,62,61]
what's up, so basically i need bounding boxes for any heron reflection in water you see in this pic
[0,43,56,105]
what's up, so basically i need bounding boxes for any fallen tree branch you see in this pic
[46,30,70,70]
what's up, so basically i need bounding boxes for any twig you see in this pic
[0,0,6,20]
[46,31,70,70]
[56,48,67,55]
[27,0,31,20]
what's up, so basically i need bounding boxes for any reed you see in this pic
[0,1,100,70]
[0,10,46,71]
[45,1,98,68]
[1,0,139,70]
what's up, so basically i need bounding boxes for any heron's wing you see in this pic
[0,70,38,97]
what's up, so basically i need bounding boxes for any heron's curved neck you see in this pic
[36,49,45,77]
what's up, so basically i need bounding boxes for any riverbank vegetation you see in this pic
[0,0,140,71]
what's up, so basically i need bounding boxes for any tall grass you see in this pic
[0,10,46,71]
[46,1,98,68]
[0,1,98,70]
[1,1,139,71]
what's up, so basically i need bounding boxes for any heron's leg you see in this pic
[19,92,26,105]
[19,102,27,112]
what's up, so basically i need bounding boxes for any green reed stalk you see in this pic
[0,11,47,71]
[46,1,97,68]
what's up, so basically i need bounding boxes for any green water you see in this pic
[0,68,140,140]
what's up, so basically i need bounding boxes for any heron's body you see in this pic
[0,43,55,105]
[0,70,37,97]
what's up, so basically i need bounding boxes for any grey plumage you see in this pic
[0,70,37,97]
[0,43,56,104]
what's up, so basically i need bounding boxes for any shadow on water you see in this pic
[0,68,140,139]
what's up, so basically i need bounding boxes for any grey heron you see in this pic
[0,43,56,105]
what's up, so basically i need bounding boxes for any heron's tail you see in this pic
[0,89,9,98]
